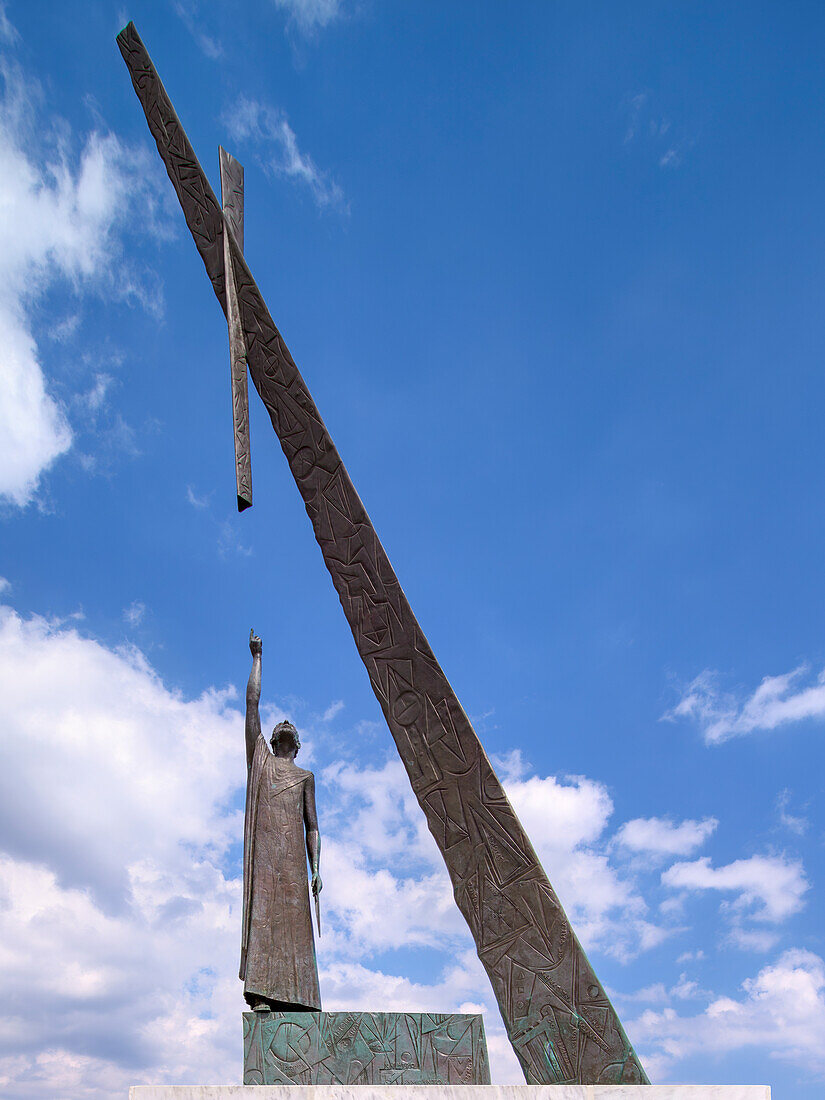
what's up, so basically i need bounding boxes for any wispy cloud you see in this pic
[322,699,345,722]
[272,0,344,35]
[676,948,705,964]
[0,3,17,45]
[184,486,251,557]
[218,519,253,558]
[223,97,347,213]
[123,600,146,627]
[664,663,825,744]
[173,0,223,60]
[622,89,689,170]
[186,485,211,509]
[776,788,809,836]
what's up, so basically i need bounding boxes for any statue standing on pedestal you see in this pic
[240,630,322,1012]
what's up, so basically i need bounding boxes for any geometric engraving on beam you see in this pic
[219,145,251,511]
[117,24,649,1086]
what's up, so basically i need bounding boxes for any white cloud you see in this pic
[670,973,708,1000]
[612,973,708,1007]
[777,789,808,836]
[676,948,705,964]
[74,373,112,417]
[0,604,243,905]
[622,89,689,169]
[2,597,809,1091]
[218,518,253,558]
[0,51,167,508]
[186,485,210,509]
[623,91,649,143]
[0,601,526,1093]
[273,0,344,34]
[659,147,682,169]
[49,311,81,343]
[123,600,146,627]
[0,2,16,44]
[173,0,223,58]
[664,664,825,744]
[224,98,346,212]
[662,853,808,931]
[6,612,536,1089]
[0,603,246,1097]
[630,949,825,1080]
[322,699,345,722]
[616,815,718,857]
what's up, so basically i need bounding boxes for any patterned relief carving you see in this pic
[242,1012,490,1086]
[219,146,252,511]
[117,22,648,1086]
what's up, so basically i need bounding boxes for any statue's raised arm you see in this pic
[246,629,262,768]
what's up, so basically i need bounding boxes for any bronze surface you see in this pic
[241,633,322,1010]
[219,146,252,511]
[117,22,648,1085]
[243,1011,490,1085]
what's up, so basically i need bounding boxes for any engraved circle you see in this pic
[271,1021,311,1062]
[392,690,421,727]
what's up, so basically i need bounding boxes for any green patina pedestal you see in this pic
[243,1012,490,1086]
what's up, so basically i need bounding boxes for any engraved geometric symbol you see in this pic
[293,447,315,479]
[392,690,422,726]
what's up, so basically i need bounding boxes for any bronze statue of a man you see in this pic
[240,629,322,1012]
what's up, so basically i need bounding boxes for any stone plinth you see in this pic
[130,1086,770,1099]
[243,1012,490,1085]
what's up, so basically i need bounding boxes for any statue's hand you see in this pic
[311,872,323,896]
[249,628,262,657]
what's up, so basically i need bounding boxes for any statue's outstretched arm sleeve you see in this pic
[246,630,262,769]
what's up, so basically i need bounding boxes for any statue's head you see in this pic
[270,720,300,758]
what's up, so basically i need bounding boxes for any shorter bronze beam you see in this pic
[220,146,252,511]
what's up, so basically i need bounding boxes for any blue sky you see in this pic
[0,0,824,1094]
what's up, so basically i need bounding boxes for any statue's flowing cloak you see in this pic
[240,734,321,1009]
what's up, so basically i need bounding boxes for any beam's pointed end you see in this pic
[237,494,252,513]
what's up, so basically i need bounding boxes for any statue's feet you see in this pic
[252,1000,270,1013]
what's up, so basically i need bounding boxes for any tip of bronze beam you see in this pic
[238,495,253,513]
[220,145,245,172]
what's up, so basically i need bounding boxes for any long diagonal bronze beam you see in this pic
[116,22,648,1086]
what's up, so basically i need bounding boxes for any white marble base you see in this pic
[129,1086,770,1100]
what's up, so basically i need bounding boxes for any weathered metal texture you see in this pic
[219,146,252,511]
[243,1012,490,1085]
[241,738,322,1010]
[117,23,648,1086]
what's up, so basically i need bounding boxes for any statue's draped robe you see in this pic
[240,734,321,1009]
